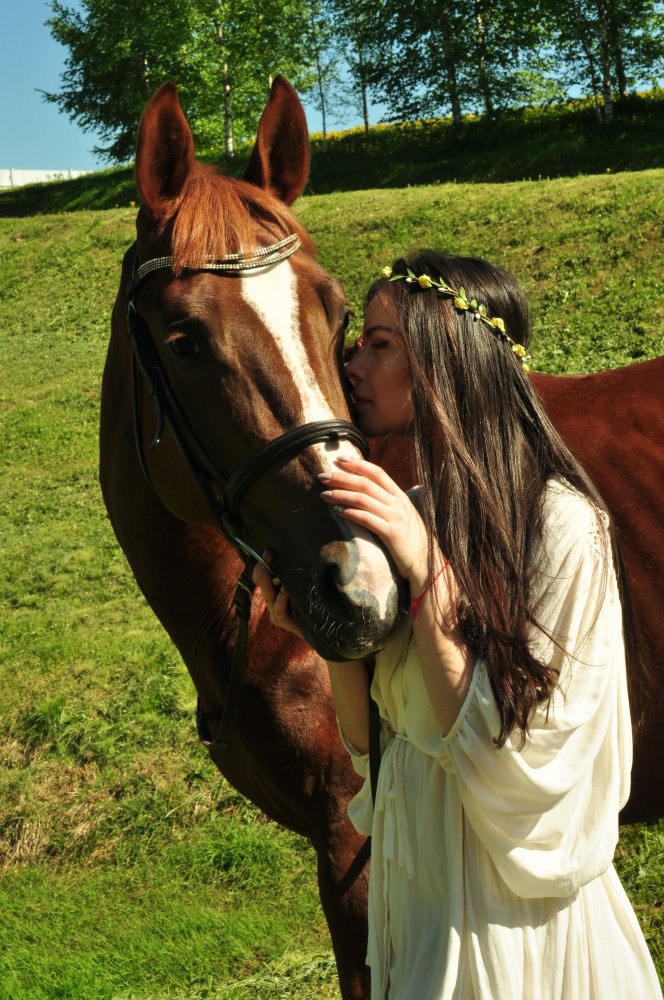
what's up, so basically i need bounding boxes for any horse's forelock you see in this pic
[168,163,313,275]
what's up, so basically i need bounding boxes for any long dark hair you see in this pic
[368,250,646,748]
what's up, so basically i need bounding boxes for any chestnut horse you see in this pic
[100,79,662,998]
[100,77,409,999]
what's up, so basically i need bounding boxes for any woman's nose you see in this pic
[345,352,363,383]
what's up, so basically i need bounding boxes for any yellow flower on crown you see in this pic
[380,264,531,371]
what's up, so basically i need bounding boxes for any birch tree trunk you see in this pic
[440,1,464,139]
[213,10,234,157]
[571,4,603,122]
[474,0,494,118]
[309,1,328,146]
[597,0,614,122]
[351,0,370,134]
[607,1,628,101]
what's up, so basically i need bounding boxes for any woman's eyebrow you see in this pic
[363,324,397,338]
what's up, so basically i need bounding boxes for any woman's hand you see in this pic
[319,458,431,588]
[252,557,303,639]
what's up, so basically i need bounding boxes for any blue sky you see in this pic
[2,1,105,170]
[1,1,353,172]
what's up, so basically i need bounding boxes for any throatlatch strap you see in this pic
[210,560,256,751]
[368,658,381,807]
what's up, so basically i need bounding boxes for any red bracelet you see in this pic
[411,560,450,620]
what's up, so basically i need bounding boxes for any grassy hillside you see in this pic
[1,171,663,997]
[2,91,664,216]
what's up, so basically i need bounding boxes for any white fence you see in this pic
[0,168,91,190]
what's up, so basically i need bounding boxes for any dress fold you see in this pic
[340,479,661,999]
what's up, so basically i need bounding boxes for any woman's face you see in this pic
[345,290,412,438]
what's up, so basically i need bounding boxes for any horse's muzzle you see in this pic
[289,537,411,660]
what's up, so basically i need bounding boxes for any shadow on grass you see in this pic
[2,95,664,217]
[0,165,138,217]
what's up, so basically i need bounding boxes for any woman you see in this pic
[254,251,661,998]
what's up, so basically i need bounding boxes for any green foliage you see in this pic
[43,0,317,161]
[541,0,664,107]
[181,0,317,153]
[42,0,664,164]
[365,0,543,124]
[44,0,198,161]
[350,0,664,125]
[1,169,663,994]
[306,92,664,192]
[4,91,664,218]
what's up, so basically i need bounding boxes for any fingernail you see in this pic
[318,472,332,482]
[320,491,333,500]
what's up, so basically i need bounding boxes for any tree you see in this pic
[303,0,343,146]
[365,0,547,135]
[44,0,196,161]
[184,0,317,155]
[361,0,468,131]
[461,0,550,117]
[539,0,664,122]
[43,0,317,162]
[331,0,377,133]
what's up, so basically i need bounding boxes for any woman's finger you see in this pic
[253,565,304,639]
[320,487,393,521]
[319,467,391,503]
[252,563,277,604]
[334,457,403,496]
[334,505,395,538]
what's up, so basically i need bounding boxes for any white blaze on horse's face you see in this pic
[240,261,333,423]
[240,262,397,622]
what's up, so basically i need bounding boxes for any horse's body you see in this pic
[100,80,663,999]
[532,362,664,823]
[372,361,664,827]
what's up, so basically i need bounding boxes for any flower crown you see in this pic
[381,266,531,371]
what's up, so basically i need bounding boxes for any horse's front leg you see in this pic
[314,819,371,1000]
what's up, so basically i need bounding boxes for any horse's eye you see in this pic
[168,334,198,358]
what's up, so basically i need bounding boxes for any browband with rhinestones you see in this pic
[136,233,301,283]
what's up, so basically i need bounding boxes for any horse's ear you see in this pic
[243,76,310,205]
[135,82,195,217]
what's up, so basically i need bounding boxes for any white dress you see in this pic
[340,479,662,999]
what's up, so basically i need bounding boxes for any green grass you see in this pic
[297,170,664,372]
[1,169,663,996]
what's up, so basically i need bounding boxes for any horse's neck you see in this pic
[369,436,415,490]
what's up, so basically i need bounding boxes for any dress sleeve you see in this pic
[438,490,633,898]
[337,717,395,836]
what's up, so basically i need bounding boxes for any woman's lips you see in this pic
[352,394,371,408]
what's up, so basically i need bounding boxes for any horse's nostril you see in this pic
[317,560,338,596]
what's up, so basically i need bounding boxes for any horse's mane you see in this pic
[167,163,314,274]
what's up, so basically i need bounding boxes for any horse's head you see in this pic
[124,78,408,659]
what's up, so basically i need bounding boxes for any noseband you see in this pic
[126,234,369,748]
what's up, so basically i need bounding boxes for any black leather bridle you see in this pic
[125,235,369,749]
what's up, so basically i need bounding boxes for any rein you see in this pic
[126,235,369,749]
